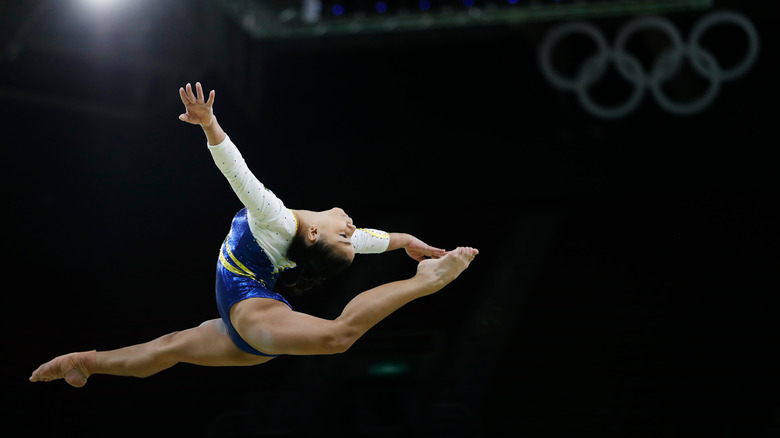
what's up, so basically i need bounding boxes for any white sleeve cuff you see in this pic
[352,228,390,254]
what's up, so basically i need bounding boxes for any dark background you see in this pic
[2,1,778,436]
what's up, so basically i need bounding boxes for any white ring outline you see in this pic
[651,47,722,116]
[538,11,760,118]
[688,10,760,82]
[539,21,609,91]
[575,49,646,120]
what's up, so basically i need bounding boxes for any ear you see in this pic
[306,225,319,243]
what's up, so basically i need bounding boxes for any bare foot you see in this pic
[415,247,478,294]
[30,350,97,388]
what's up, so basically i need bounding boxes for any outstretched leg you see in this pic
[233,247,479,356]
[30,319,269,387]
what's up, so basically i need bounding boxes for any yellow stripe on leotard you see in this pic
[226,242,256,278]
[219,245,248,278]
[219,239,266,287]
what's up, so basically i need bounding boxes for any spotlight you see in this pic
[77,0,132,16]
[80,0,122,9]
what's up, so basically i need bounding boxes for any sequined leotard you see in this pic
[209,136,390,356]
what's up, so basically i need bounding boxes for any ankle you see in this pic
[411,270,446,296]
[83,350,97,374]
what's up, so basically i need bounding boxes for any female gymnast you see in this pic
[30,82,478,388]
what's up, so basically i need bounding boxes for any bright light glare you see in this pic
[80,0,123,10]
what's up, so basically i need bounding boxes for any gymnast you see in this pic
[30,82,478,388]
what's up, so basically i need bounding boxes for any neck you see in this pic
[291,209,317,237]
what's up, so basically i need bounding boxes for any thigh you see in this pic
[167,319,274,367]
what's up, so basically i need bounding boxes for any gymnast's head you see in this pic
[286,207,356,292]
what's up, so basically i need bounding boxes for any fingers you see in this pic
[425,246,447,259]
[206,89,215,107]
[409,246,452,262]
[182,82,205,103]
[180,82,215,105]
[179,86,190,106]
[185,82,196,103]
[421,245,445,255]
[196,82,205,102]
[429,247,447,258]
[409,238,447,259]
[408,248,445,262]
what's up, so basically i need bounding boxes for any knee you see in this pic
[200,318,229,336]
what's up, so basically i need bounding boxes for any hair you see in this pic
[280,233,353,294]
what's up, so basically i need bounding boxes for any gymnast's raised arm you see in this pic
[179,82,288,226]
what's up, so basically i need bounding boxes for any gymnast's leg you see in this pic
[30,319,269,388]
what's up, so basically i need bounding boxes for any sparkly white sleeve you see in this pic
[352,228,390,254]
[208,135,297,267]
[208,135,283,218]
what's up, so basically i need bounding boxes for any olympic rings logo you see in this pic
[538,10,760,119]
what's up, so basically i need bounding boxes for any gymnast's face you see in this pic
[317,207,357,261]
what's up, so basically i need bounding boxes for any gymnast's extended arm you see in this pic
[179,82,287,226]
[353,230,446,261]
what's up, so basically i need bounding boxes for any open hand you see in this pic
[405,236,447,262]
[179,82,215,126]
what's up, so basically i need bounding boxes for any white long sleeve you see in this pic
[352,228,390,254]
[208,135,297,269]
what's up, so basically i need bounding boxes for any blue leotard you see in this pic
[215,208,292,356]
